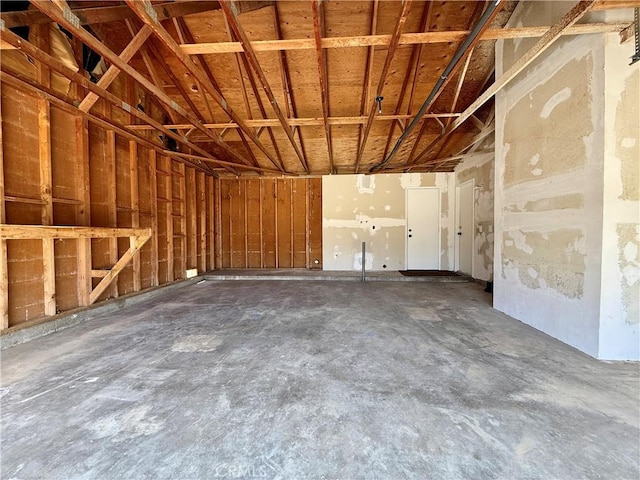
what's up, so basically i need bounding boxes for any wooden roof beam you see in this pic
[2,1,221,29]
[411,0,598,166]
[29,1,246,171]
[354,0,413,173]
[355,0,380,174]
[178,23,632,54]
[220,0,308,173]
[380,0,430,168]
[167,151,289,176]
[123,0,283,171]
[222,12,285,172]
[273,2,309,170]
[311,0,334,174]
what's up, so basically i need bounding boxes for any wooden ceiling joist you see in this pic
[311,0,334,174]
[354,0,413,173]
[124,0,286,172]
[411,0,598,166]
[178,23,632,55]
[125,114,458,131]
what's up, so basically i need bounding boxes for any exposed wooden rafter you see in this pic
[220,0,308,173]
[0,27,222,176]
[354,0,413,173]
[311,0,334,174]
[124,0,284,170]
[222,10,286,172]
[356,0,380,174]
[28,1,247,172]
[411,0,598,166]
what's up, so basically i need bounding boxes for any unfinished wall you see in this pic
[322,173,455,271]
[1,39,216,330]
[455,139,495,282]
[495,1,639,360]
[598,30,639,360]
[216,177,322,269]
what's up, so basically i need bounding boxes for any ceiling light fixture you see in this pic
[375,96,384,114]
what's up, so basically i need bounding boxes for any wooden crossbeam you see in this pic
[0,225,151,240]
[354,0,413,173]
[0,225,150,307]
[311,0,334,173]
[178,23,632,54]
[78,25,152,113]
[124,114,457,130]
[220,0,308,173]
[411,0,597,166]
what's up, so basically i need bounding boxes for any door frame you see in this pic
[455,179,475,276]
[405,187,441,270]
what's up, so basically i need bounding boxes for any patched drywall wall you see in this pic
[322,173,455,271]
[455,142,495,282]
[495,2,639,360]
[495,1,604,358]
[598,31,639,360]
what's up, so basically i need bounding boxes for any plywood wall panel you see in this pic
[216,177,322,270]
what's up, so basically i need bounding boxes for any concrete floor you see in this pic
[1,280,638,479]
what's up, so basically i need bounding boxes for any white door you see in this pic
[406,188,440,270]
[456,181,474,275]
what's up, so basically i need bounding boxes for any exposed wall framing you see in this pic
[0,68,216,330]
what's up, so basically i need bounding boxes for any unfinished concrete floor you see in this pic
[1,281,638,479]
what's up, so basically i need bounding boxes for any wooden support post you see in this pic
[0,96,8,329]
[186,167,197,269]
[178,162,187,277]
[207,176,215,271]
[105,105,118,298]
[214,178,222,270]
[75,116,91,306]
[39,98,56,316]
[34,24,56,316]
[165,157,174,282]
[149,150,159,286]
[129,140,141,292]
[197,171,206,273]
